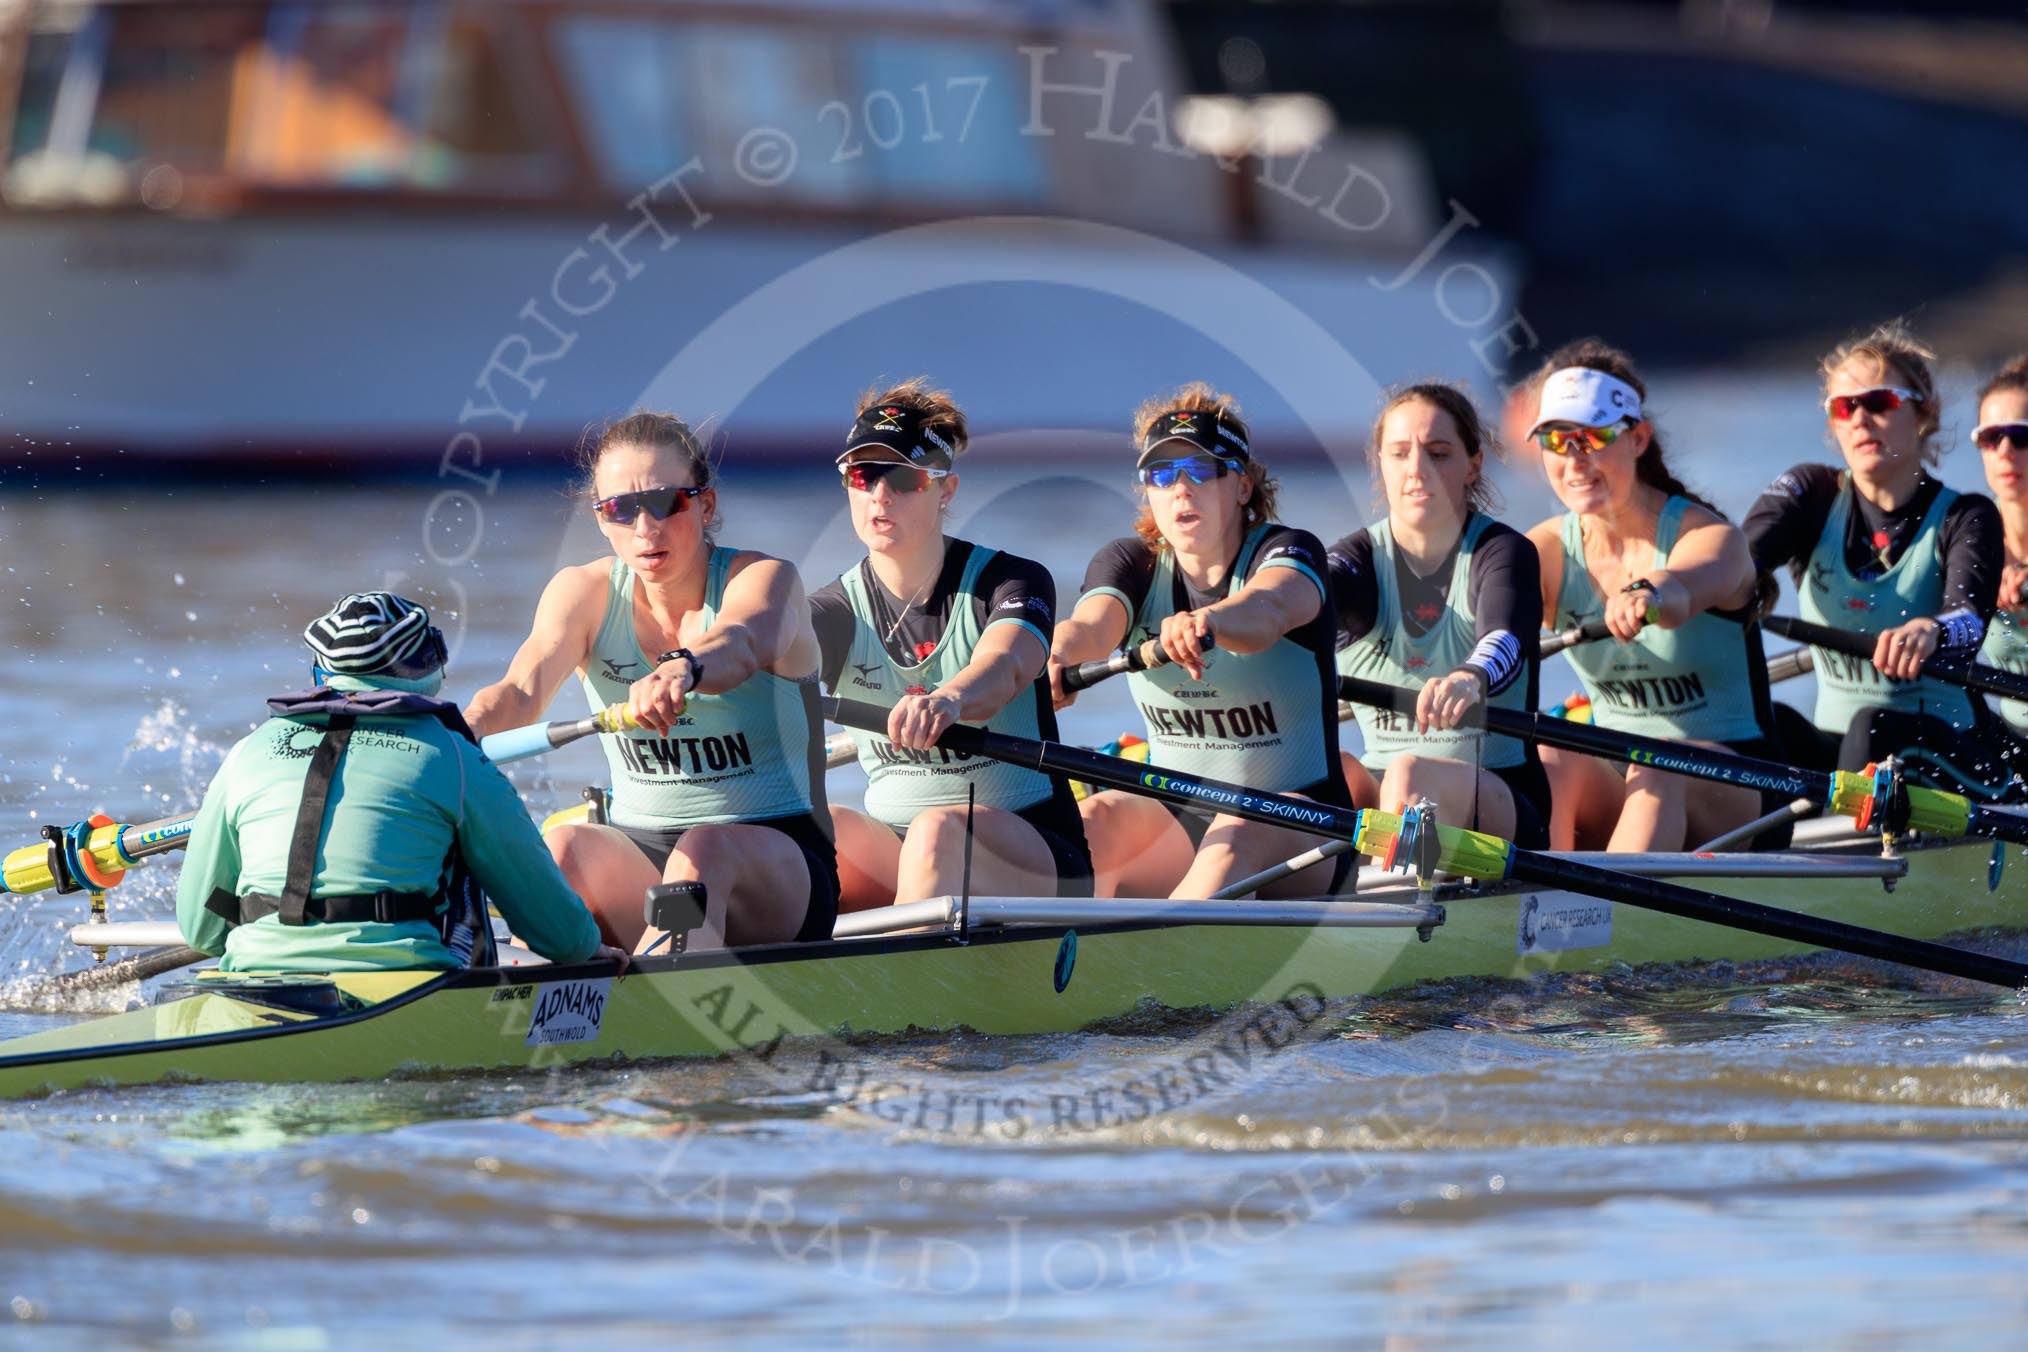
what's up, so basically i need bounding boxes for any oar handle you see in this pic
[1062,633,1215,693]
[1766,646,1814,683]
[1761,614,2028,702]
[479,703,636,764]
[1539,619,1612,657]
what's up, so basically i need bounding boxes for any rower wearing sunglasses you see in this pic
[810,381,1092,910]
[1524,342,1788,852]
[1743,323,2007,795]
[1333,382,1553,848]
[467,413,838,950]
[1051,385,1351,899]
[1970,357,2028,756]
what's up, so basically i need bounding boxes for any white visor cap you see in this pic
[1531,367,1644,435]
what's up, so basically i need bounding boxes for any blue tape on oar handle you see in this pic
[480,723,557,764]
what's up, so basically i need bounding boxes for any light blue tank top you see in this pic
[1336,513,1527,770]
[1117,524,1332,791]
[1795,478,1975,733]
[578,550,817,830]
[836,541,1053,827]
[1978,606,2028,734]
[1556,496,1766,742]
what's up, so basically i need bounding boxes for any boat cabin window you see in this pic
[554,16,1049,207]
[6,3,261,203]
[3,1,566,206]
[244,4,563,193]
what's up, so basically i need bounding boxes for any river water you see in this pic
[2,416,2026,1346]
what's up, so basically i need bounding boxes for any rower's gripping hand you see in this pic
[888,688,962,750]
[1415,671,1484,733]
[1158,612,1217,681]
[629,657,698,734]
[1047,655,1077,710]
[1871,617,1940,682]
[2003,560,2028,614]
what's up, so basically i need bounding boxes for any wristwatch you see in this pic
[655,647,703,694]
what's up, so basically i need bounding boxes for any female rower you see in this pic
[466,413,838,950]
[1050,384,1351,899]
[810,380,1092,909]
[1525,341,1786,852]
[1333,383,1551,847]
[1971,357,2028,745]
[1743,323,2006,794]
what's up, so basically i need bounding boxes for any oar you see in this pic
[822,695,2028,990]
[1763,613,2028,703]
[1,702,641,900]
[1063,621,1615,695]
[1336,673,2028,847]
[2,945,209,1010]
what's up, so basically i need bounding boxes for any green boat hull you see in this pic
[1,836,2020,1098]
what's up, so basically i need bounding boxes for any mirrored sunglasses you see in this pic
[1972,422,2028,452]
[593,485,707,525]
[1534,421,1635,456]
[841,462,950,493]
[1824,386,1922,422]
[1139,457,1241,488]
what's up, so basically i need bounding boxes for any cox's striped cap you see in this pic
[304,592,447,679]
[1137,408,1251,467]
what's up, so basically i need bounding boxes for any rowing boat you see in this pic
[0,818,2018,1099]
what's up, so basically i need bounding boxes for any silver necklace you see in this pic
[882,546,945,652]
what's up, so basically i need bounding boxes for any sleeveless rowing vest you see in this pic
[1979,605,2028,734]
[1556,496,1766,742]
[1126,524,1332,791]
[1796,477,1975,734]
[836,542,1053,827]
[1336,513,1526,771]
[579,550,817,830]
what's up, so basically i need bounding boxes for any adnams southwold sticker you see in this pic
[525,977,614,1047]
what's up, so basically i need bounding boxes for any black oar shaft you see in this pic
[1338,675,1832,804]
[1510,851,2025,989]
[821,696,2028,991]
[1763,614,2028,703]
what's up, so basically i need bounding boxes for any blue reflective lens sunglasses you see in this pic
[1138,457,1242,488]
